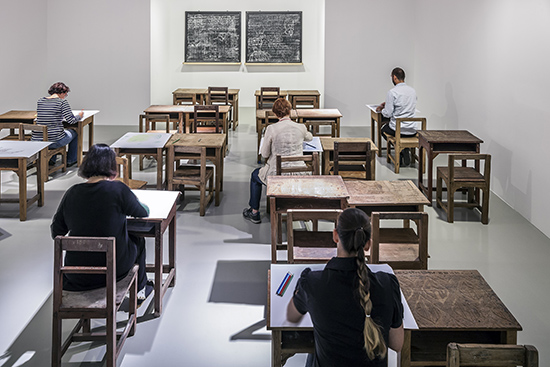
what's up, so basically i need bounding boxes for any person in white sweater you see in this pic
[243,98,313,224]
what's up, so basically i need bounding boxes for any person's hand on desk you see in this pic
[376,103,385,112]
[78,110,84,119]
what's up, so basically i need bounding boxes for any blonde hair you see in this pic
[336,208,387,360]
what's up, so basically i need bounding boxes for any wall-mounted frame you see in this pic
[184,11,241,64]
[246,11,302,64]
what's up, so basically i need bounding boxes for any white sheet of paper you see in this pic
[72,110,100,120]
[270,263,418,329]
[111,132,172,149]
[0,141,51,158]
[131,190,179,220]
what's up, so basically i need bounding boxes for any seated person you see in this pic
[377,67,417,166]
[287,208,404,367]
[51,144,153,305]
[32,82,83,166]
[243,98,313,224]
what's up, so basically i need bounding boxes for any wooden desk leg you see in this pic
[169,210,176,287]
[219,147,224,192]
[76,123,84,166]
[88,117,94,155]
[154,223,163,317]
[18,158,27,221]
[38,150,46,206]
[272,330,282,367]
[322,152,329,175]
[370,153,376,181]
[503,330,517,344]
[335,117,340,138]
[426,149,434,204]
[418,146,425,194]
[270,197,278,263]
[370,116,376,153]
[156,148,163,190]
[214,150,220,206]
[398,329,411,367]
[233,97,239,130]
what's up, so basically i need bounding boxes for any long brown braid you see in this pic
[336,208,387,360]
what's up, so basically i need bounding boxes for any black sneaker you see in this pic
[243,207,261,224]
[137,280,154,308]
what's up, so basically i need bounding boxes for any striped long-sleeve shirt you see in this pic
[32,97,81,142]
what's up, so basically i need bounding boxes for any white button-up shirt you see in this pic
[381,82,417,135]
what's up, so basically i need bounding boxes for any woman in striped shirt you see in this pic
[32,82,84,166]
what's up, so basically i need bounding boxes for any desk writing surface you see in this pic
[255,109,298,119]
[0,141,51,158]
[180,105,231,113]
[259,136,322,153]
[131,190,180,220]
[346,180,429,207]
[169,133,225,147]
[418,130,483,144]
[144,105,188,113]
[0,110,37,121]
[366,104,420,114]
[266,175,349,199]
[71,110,99,120]
[111,132,172,149]
[270,263,417,329]
[296,109,342,118]
[319,137,379,153]
[395,270,521,331]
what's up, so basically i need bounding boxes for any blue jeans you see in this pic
[49,129,78,164]
[248,168,265,211]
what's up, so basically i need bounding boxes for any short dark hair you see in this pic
[391,67,406,81]
[272,98,292,118]
[48,82,71,95]
[78,144,117,179]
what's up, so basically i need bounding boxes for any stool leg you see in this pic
[52,313,62,367]
[448,187,455,223]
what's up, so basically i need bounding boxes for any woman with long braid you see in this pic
[287,208,404,366]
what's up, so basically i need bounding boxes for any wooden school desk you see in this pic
[0,110,37,139]
[266,175,349,263]
[144,105,189,132]
[172,88,240,129]
[127,189,180,317]
[296,109,342,138]
[166,133,226,206]
[345,180,430,214]
[395,270,522,367]
[0,141,50,220]
[319,137,378,179]
[64,110,99,166]
[111,132,172,190]
[268,263,417,367]
[417,130,483,203]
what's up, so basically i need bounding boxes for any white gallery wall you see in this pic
[0,0,48,110]
[412,0,550,239]
[0,0,150,127]
[324,0,416,127]
[325,0,550,239]
[150,0,325,107]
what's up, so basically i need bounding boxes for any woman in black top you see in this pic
[51,144,152,301]
[287,208,404,367]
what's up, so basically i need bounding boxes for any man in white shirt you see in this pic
[376,67,417,166]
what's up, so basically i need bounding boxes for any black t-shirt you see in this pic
[292,257,403,367]
[51,180,148,291]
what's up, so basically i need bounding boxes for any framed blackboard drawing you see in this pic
[246,11,302,64]
[185,11,241,64]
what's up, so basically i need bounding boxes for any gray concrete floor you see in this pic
[1,108,549,366]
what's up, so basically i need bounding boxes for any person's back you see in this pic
[287,208,404,367]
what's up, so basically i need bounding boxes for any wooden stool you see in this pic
[52,236,138,367]
[385,117,426,173]
[436,153,491,224]
[369,212,429,269]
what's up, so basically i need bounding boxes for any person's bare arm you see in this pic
[286,298,305,323]
[388,324,404,352]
